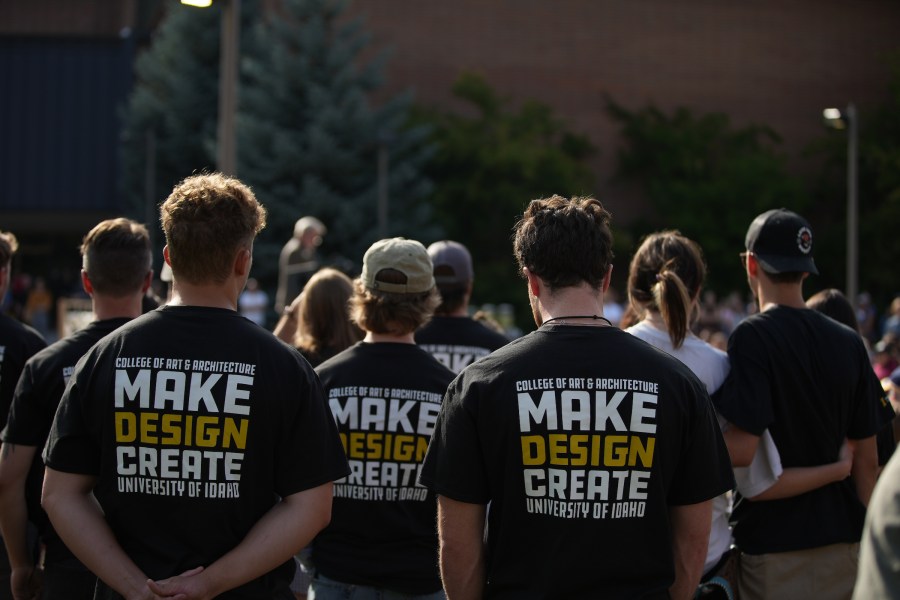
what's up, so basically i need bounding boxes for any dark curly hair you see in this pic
[513,195,614,291]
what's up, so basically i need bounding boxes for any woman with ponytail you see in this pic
[626,231,853,599]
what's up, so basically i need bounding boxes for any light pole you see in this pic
[822,103,858,307]
[181,0,240,176]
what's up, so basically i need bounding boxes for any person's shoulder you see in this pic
[0,313,45,346]
[315,342,361,374]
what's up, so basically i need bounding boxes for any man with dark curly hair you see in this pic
[420,195,734,599]
[42,173,348,600]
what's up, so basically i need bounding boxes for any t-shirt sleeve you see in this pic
[42,353,101,475]
[1,360,45,447]
[667,376,735,506]
[712,324,773,436]
[845,356,882,441]
[273,361,349,497]
[419,375,490,504]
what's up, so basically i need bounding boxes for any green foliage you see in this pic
[607,100,808,295]
[238,0,438,282]
[807,53,900,304]
[414,73,597,325]
[859,56,900,300]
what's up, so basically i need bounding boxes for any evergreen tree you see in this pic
[120,0,223,255]
[239,0,437,281]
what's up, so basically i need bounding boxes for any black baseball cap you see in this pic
[745,208,818,275]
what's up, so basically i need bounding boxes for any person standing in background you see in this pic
[415,240,509,374]
[276,217,326,313]
[0,231,46,600]
[238,277,269,327]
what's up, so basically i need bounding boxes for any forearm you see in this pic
[440,537,485,600]
[0,444,38,570]
[751,462,849,501]
[437,496,486,600]
[851,436,878,507]
[188,484,333,598]
[669,501,712,600]
[42,477,148,599]
[0,480,32,570]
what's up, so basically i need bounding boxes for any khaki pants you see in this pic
[738,543,859,600]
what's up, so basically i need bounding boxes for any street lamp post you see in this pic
[182,0,240,176]
[822,103,859,307]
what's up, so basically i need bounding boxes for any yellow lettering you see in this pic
[140,412,159,444]
[605,435,629,467]
[195,416,220,447]
[521,435,545,465]
[223,418,248,450]
[115,412,136,443]
[629,436,655,467]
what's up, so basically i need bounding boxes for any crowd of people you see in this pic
[0,172,897,600]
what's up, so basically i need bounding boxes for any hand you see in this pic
[837,439,855,480]
[10,565,41,600]
[145,567,210,600]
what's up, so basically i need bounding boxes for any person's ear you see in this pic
[81,269,93,296]
[234,248,252,277]
[524,268,541,298]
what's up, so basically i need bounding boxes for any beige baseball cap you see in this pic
[361,238,435,294]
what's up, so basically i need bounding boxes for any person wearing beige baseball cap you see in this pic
[309,237,454,600]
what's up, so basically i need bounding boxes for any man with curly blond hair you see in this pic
[43,174,349,600]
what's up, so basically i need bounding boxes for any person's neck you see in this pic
[92,294,144,321]
[756,281,806,311]
[364,331,416,344]
[168,279,240,311]
[643,310,668,331]
[538,284,607,326]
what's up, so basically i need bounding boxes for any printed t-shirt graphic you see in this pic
[313,341,454,594]
[44,306,349,599]
[415,316,509,373]
[420,326,733,598]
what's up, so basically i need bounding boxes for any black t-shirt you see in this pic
[313,342,455,594]
[43,306,350,599]
[714,306,880,554]
[420,325,734,599]
[0,314,46,430]
[415,316,509,374]
[2,318,129,563]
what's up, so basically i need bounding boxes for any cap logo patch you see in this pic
[797,227,813,254]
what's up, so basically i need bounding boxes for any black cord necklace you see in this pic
[542,314,613,327]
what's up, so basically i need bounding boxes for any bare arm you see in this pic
[148,482,334,600]
[721,423,760,468]
[851,435,878,507]
[272,296,300,344]
[437,495,486,600]
[42,468,155,600]
[0,443,40,600]
[750,440,853,501]
[668,500,712,600]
